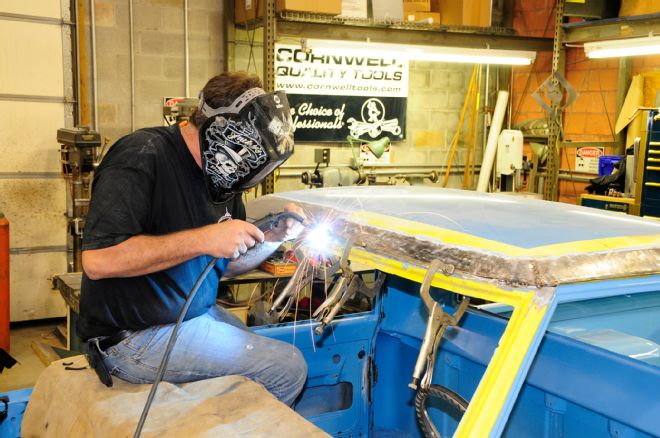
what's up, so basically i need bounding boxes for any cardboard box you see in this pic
[235,0,263,24]
[619,0,660,16]
[405,11,441,24]
[462,0,491,27]
[403,0,431,12]
[235,0,342,24]
[373,0,404,21]
[260,259,298,276]
[431,0,490,26]
[278,0,342,14]
[342,0,368,18]
[431,0,462,25]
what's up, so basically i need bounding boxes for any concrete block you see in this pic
[204,0,225,11]
[189,35,211,57]
[414,90,448,109]
[136,78,183,103]
[96,51,130,82]
[98,73,130,105]
[407,110,430,130]
[409,70,430,89]
[208,10,223,35]
[410,60,434,70]
[98,103,118,124]
[136,54,164,78]
[206,57,224,76]
[447,112,460,130]
[134,4,163,30]
[448,91,465,109]
[413,130,445,148]
[94,1,116,27]
[188,10,209,35]
[163,56,185,79]
[162,6,183,31]
[429,111,449,130]
[139,31,164,54]
[391,148,428,163]
[138,30,184,56]
[114,3,129,28]
[140,0,182,7]
[135,102,164,129]
[189,58,208,84]
[96,28,130,55]
[430,69,449,89]
[449,71,465,89]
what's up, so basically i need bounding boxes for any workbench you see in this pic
[52,264,374,352]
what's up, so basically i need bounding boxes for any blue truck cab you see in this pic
[3,186,659,437]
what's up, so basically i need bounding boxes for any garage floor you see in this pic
[0,320,65,392]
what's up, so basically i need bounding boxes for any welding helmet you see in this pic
[197,87,295,203]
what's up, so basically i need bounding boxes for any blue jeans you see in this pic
[94,306,307,406]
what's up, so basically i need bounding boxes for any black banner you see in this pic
[289,95,407,143]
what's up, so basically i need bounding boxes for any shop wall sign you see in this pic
[575,146,604,174]
[275,43,408,142]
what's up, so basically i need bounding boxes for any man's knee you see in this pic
[280,345,307,384]
[274,345,307,404]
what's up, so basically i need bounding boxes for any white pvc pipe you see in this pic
[90,0,98,131]
[129,0,135,131]
[476,90,509,192]
[184,0,189,97]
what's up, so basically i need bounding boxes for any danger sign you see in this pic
[575,146,604,174]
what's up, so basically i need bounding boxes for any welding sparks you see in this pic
[304,222,333,253]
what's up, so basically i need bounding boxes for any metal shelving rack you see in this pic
[232,5,660,199]
[232,6,554,195]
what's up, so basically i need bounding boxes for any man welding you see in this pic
[77,72,307,407]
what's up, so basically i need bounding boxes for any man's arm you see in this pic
[83,220,264,280]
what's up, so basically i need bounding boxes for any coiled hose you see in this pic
[415,384,469,438]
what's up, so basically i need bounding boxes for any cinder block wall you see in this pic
[231,29,487,193]
[88,0,225,143]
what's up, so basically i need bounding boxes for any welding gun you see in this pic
[252,211,305,234]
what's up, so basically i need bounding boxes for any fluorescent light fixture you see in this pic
[305,39,536,66]
[584,35,660,59]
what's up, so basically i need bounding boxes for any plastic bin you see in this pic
[598,155,623,176]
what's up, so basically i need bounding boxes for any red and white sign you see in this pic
[575,146,604,174]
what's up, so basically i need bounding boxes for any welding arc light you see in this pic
[305,223,332,252]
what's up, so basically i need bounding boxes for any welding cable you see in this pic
[133,256,218,438]
[415,384,468,438]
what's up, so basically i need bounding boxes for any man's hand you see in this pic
[202,220,265,259]
[264,203,307,243]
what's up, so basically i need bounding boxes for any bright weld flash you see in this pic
[304,222,332,252]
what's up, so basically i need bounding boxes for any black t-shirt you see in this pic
[77,124,245,340]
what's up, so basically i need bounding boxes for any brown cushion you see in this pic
[22,355,328,437]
